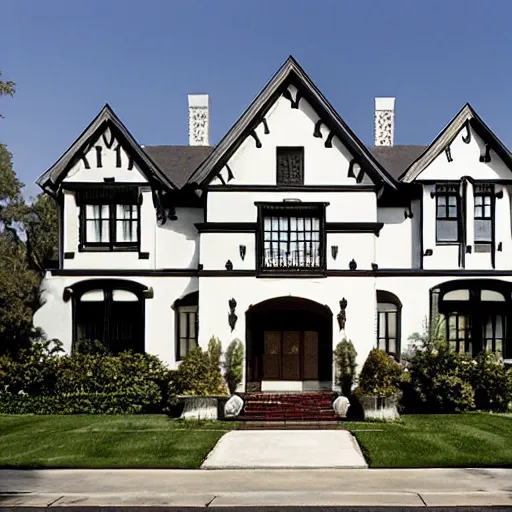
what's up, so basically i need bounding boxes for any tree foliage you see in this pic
[0,71,58,357]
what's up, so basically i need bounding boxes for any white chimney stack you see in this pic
[374,97,395,146]
[188,94,210,146]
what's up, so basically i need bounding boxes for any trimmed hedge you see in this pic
[0,340,172,414]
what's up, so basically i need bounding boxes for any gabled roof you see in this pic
[400,103,512,183]
[144,145,212,189]
[188,56,397,189]
[37,104,176,194]
[370,145,426,181]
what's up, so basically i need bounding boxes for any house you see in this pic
[34,56,512,393]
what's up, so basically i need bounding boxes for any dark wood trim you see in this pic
[326,222,384,235]
[51,268,512,278]
[207,184,376,192]
[62,182,148,190]
[419,178,512,185]
[138,252,150,259]
[195,222,257,233]
[64,252,75,259]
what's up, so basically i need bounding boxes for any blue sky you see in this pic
[2,0,512,197]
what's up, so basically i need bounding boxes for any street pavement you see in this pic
[1,468,512,507]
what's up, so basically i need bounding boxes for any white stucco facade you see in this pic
[34,58,512,390]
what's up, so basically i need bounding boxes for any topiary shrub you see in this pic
[224,339,244,394]
[334,338,357,396]
[468,352,512,412]
[356,349,404,397]
[169,343,228,400]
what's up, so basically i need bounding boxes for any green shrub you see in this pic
[169,344,228,399]
[356,349,404,397]
[0,391,161,414]
[430,374,475,413]
[334,338,357,396]
[224,339,244,394]
[404,346,475,413]
[468,353,512,412]
[73,338,109,355]
[0,342,171,414]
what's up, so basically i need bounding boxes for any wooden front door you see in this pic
[263,330,319,380]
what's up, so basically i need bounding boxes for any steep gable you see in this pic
[37,104,175,195]
[188,56,396,189]
[401,104,512,183]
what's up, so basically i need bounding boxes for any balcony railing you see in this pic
[261,248,323,271]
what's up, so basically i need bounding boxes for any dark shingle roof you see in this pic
[140,144,427,188]
[143,145,212,189]
[370,145,426,181]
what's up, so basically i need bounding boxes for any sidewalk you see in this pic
[1,468,512,507]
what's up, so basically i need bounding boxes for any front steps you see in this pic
[239,391,339,422]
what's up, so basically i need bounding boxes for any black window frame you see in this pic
[435,184,460,244]
[174,291,199,361]
[255,202,328,275]
[376,290,401,360]
[276,146,304,186]
[474,183,494,245]
[77,187,141,252]
[69,279,146,355]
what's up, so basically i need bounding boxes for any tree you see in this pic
[0,71,58,357]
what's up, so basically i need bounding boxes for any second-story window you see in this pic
[78,187,139,251]
[257,203,326,272]
[474,184,494,244]
[435,184,459,243]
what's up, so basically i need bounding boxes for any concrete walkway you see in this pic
[201,430,368,468]
[1,468,512,507]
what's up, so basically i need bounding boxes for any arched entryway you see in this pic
[245,297,332,392]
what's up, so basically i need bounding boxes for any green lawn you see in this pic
[343,413,512,468]
[0,415,238,468]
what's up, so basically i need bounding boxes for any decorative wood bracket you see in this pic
[498,242,503,251]
[225,260,233,271]
[283,89,302,108]
[143,287,154,299]
[102,131,116,149]
[445,146,453,162]
[466,245,472,254]
[430,190,436,198]
[331,245,338,260]
[228,298,238,331]
[250,131,262,148]
[313,120,323,138]
[496,189,504,199]
[225,164,234,182]
[349,259,357,270]
[63,287,73,302]
[64,252,75,259]
[479,143,491,163]
[262,118,270,134]
[337,298,347,331]
[404,206,414,219]
[356,169,365,184]
[371,263,379,271]
[462,122,471,144]
[95,146,103,168]
[324,131,334,148]
[217,172,226,185]
[239,245,246,260]
[424,249,433,256]
[348,159,357,178]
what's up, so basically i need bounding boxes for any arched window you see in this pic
[65,279,147,354]
[431,280,510,359]
[376,291,402,360]
[174,291,198,361]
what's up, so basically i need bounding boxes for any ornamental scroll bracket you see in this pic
[337,298,348,331]
[228,298,238,332]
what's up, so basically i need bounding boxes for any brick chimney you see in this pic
[374,97,395,146]
[188,94,210,146]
